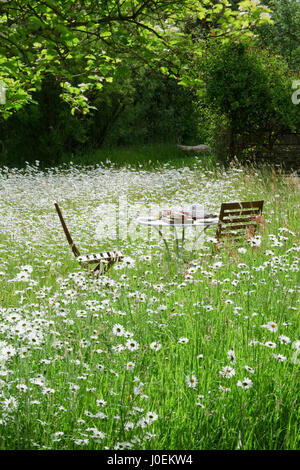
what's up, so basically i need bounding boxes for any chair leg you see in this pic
[77,258,119,277]
[92,259,116,276]
[78,261,102,277]
[103,258,117,273]
[93,263,101,273]
[211,241,220,257]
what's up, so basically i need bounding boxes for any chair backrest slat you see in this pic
[54,202,81,258]
[222,209,262,218]
[216,200,264,241]
[221,201,263,210]
[221,223,256,231]
[221,216,260,224]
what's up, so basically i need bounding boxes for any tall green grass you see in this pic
[0,160,299,450]
[59,143,217,170]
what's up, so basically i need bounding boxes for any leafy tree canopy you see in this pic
[256,0,300,71]
[205,40,299,159]
[0,0,272,117]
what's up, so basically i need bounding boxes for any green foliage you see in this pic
[204,40,300,158]
[0,76,89,166]
[0,0,272,116]
[0,71,200,166]
[206,41,297,131]
[101,70,199,146]
[256,0,300,71]
[0,1,296,167]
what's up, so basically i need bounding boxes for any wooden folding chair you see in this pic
[215,200,264,245]
[54,201,124,274]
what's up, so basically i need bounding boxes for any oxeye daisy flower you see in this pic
[3,396,18,412]
[115,441,134,450]
[188,267,197,274]
[227,349,236,364]
[124,421,134,431]
[112,344,125,353]
[244,365,255,374]
[51,431,64,442]
[123,331,134,338]
[264,341,277,349]
[74,438,89,446]
[219,366,235,378]
[150,341,161,351]
[184,273,194,280]
[30,376,46,386]
[203,305,213,312]
[86,428,106,439]
[96,398,107,406]
[279,335,291,345]
[273,354,287,362]
[219,385,231,392]
[135,418,146,429]
[112,323,125,336]
[157,305,167,312]
[16,384,28,392]
[261,321,278,333]
[178,337,189,344]
[126,339,139,351]
[196,401,205,408]
[249,339,260,346]
[126,361,135,370]
[265,250,274,256]
[248,235,261,247]
[145,411,158,424]
[42,387,55,395]
[213,261,223,269]
[16,271,30,281]
[1,344,16,358]
[20,265,33,273]
[186,374,198,389]
[237,377,253,389]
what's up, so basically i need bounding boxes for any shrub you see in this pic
[205,40,300,160]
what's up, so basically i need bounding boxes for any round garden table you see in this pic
[136,214,218,269]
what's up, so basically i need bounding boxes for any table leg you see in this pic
[153,226,172,268]
[181,226,185,262]
[173,226,179,259]
[173,226,185,273]
[191,224,214,255]
[191,226,205,254]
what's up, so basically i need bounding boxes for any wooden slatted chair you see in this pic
[54,201,124,274]
[216,200,264,245]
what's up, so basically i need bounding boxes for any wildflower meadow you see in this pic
[0,160,299,450]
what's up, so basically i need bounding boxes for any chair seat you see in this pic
[76,251,124,263]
